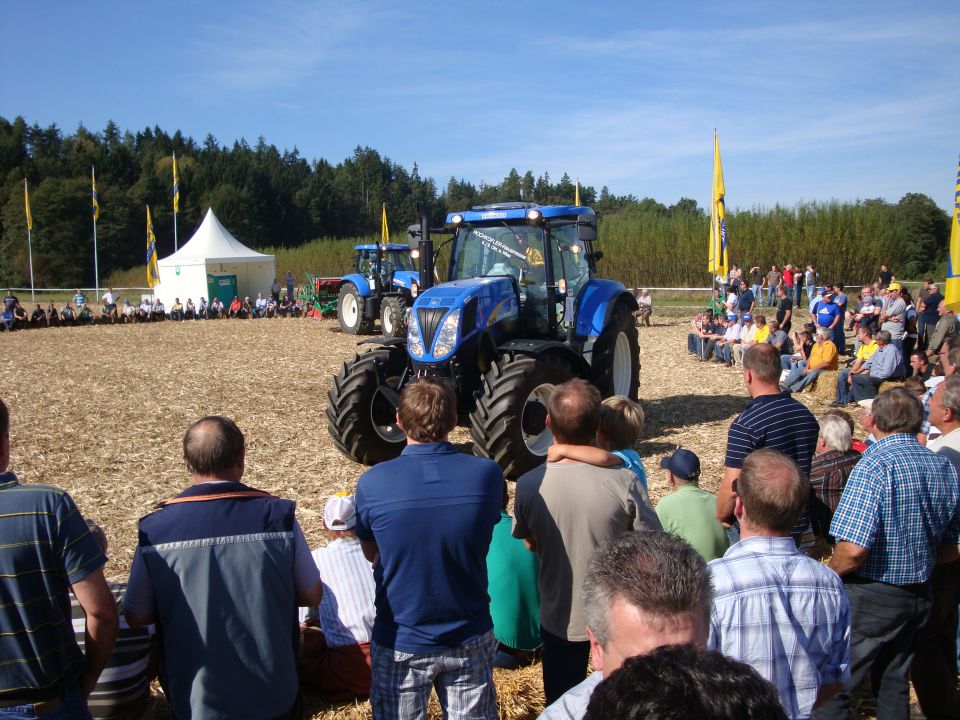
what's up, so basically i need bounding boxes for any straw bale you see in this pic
[0,314,881,718]
[804,369,840,404]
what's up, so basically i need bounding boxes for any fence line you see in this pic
[7,287,151,294]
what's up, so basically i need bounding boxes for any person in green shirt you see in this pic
[655,449,730,561]
[486,482,541,668]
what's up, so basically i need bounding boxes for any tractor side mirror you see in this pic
[577,214,597,242]
[407,224,422,246]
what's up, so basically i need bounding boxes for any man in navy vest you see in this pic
[124,416,323,719]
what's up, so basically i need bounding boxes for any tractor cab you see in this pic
[338,244,419,337]
[353,244,417,293]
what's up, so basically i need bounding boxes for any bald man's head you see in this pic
[183,416,245,479]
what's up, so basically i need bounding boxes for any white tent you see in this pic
[155,208,276,309]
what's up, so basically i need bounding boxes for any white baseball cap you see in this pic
[323,495,357,530]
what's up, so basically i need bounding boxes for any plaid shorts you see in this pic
[370,630,497,720]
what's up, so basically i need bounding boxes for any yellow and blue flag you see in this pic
[146,205,160,288]
[946,154,960,312]
[575,177,581,206]
[172,152,180,214]
[24,179,32,230]
[91,167,100,222]
[381,202,389,244]
[708,131,729,281]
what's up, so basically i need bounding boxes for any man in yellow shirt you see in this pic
[781,327,838,393]
[832,327,879,406]
[754,315,771,344]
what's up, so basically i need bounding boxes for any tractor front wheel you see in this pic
[590,303,639,399]
[380,296,407,339]
[470,354,574,479]
[326,347,408,465]
[338,283,372,334]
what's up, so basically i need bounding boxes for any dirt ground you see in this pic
[0,314,903,719]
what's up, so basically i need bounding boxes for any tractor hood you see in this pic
[407,277,518,362]
[391,270,419,290]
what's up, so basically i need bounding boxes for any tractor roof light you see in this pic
[525,209,543,223]
[451,214,464,225]
[410,249,420,259]
[558,278,567,295]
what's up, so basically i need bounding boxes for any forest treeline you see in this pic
[0,116,952,289]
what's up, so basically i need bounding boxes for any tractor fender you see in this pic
[340,274,372,298]
[497,339,591,378]
[574,279,638,338]
[392,271,419,290]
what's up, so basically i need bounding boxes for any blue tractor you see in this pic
[337,243,420,338]
[326,203,639,478]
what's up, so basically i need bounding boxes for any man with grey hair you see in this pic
[808,414,861,540]
[125,416,323,719]
[849,330,903,403]
[538,531,712,720]
[780,327,837,393]
[709,448,850,720]
[821,388,960,720]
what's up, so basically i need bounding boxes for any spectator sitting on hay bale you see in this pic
[136,299,151,322]
[780,327,837,393]
[227,296,243,319]
[30,303,46,328]
[150,298,165,321]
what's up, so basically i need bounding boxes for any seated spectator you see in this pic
[583,645,789,720]
[197,297,208,319]
[688,312,718,358]
[655,449,729,561]
[925,299,958,361]
[151,299,165,321]
[46,301,59,326]
[227,296,243,319]
[299,495,375,702]
[12,303,28,329]
[767,320,794,356]
[30,303,47,328]
[781,327,837,393]
[136,299,151,322]
[635,289,652,327]
[486,481,541,669]
[170,298,184,321]
[210,297,224,318]
[753,313,771,344]
[278,294,293,317]
[265,297,278,318]
[909,351,932,381]
[1,306,13,331]
[832,327,878,405]
[77,303,95,326]
[254,292,268,318]
[292,298,304,317]
[849,330,903,403]
[241,296,254,318]
[61,300,77,326]
[184,298,196,320]
[75,521,156,720]
[808,414,861,541]
[732,313,756,368]
[121,299,136,323]
[713,313,742,365]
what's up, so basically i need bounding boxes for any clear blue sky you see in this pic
[1,0,957,212]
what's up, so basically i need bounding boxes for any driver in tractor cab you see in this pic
[511,230,549,334]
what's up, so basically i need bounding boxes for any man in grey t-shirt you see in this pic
[879,282,907,345]
[512,380,660,706]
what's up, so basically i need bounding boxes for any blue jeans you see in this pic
[370,631,497,720]
[783,361,821,392]
[806,284,816,303]
[751,284,762,302]
[715,342,732,363]
[764,287,775,306]
[816,578,932,720]
[0,686,92,720]
[540,627,591,705]
[835,369,855,404]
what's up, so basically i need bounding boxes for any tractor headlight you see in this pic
[451,214,464,225]
[408,319,425,358]
[432,308,461,358]
[526,209,542,223]
[411,282,419,297]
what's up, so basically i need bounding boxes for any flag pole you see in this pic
[24,179,35,301]
[174,207,178,252]
[172,151,179,251]
[92,166,100,301]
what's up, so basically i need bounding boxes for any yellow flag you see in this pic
[146,206,160,288]
[24,179,32,230]
[172,152,180,214]
[381,202,389,244]
[708,131,729,280]
[91,166,100,222]
[575,178,581,206]
[946,154,960,311]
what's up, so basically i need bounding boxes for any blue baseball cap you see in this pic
[742,312,753,321]
[659,449,701,481]
[725,313,737,322]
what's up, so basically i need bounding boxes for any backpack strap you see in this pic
[161,490,274,506]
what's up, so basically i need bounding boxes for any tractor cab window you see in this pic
[548,225,590,300]
[388,250,416,272]
[356,250,377,280]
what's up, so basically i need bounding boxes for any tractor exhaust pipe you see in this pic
[418,207,435,292]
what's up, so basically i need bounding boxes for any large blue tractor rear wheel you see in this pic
[470,354,574,479]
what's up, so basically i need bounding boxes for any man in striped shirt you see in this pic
[0,398,118,719]
[716,343,820,544]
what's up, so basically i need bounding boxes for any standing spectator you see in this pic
[804,264,818,303]
[73,521,155,720]
[879,282,907,351]
[877,263,893,288]
[539,532,712,720]
[716,343,820,544]
[808,414,861,540]
[74,288,88,311]
[832,326,879,405]
[355,378,502,720]
[737,284,756,317]
[582,645,789,720]
[709,449,850,720]
[486,481,541,669]
[820,388,960,720]
[833,284,848,354]
[776,285,794,333]
[749,265,764,301]
[2,289,17,311]
[766,265,782,307]
[792,265,803,306]
[285,271,296,301]
[780,327,837,393]
[513,379,661,704]
[271,277,282,301]
[849,330,902,402]
[910,378,960,720]
[300,495,376,702]
[782,263,795,307]
[655,449,729,561]
[0,398,119,716]
[918,282,944,352]
[814,293,842,349]
[124,415,323,719]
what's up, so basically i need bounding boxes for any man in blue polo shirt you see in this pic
[355,378,502,720]
[815,292,842,345]
[819,388,960,720]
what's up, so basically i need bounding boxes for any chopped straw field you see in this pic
[0,314,888,719]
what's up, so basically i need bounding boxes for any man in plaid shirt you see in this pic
[820,388,960,720]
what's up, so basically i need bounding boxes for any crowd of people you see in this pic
[1,286,306,331]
